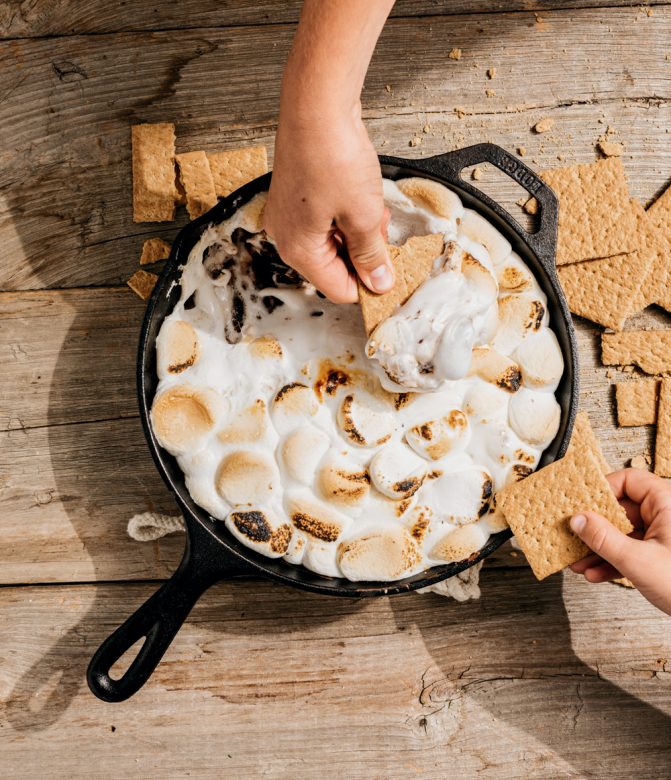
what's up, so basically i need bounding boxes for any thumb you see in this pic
[344,225,395,295]
[570,511,642,578]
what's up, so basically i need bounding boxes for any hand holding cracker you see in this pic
[570,469,671,616]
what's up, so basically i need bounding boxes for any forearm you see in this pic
[281,0,395,123]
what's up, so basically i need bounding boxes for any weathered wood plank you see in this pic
[0,1,667,39]
[1,572,670,778]
[1,7,669,290]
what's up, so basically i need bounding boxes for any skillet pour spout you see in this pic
[87,143,579,702]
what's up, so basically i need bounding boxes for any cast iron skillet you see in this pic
[88,143,579,702]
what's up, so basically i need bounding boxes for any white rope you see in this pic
[126,510,482,600]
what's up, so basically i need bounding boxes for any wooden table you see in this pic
[1,2,670,777]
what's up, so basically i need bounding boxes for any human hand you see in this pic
[264,106,393,303]
[569,468,671,615]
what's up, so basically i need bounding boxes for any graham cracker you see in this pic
[637,183,671,314]
[127,269,158,301]
[654,378,671,477]
[207,146,268,198]
[602,330,671,375]
[358,233,445,334]
[571,410,610,474]
[497,417,632,580]
[175,151,218,219]
[615,379,659,426]
[132,123,178,222]
[139,238,171,265]
[540,157,638,265]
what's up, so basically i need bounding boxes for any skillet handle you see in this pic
[87,522,251,703]
[384,143,559,270]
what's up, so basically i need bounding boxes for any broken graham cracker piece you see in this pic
[571,410,610,474]
[540,157,638,265]
[654,378,671,477]
[132,123,179,222]
[207,146,268,198]
[175,151,218,219]
[139,237,171,265]
[127,269,158,301]
[637,183,671,314]
[615,379,660,426]
[497,440,631,580]
[602,330,671,375]
[358,234,445,334]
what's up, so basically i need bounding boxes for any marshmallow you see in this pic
[337,391,396,447]
[496,260,533,293]
[280,425,331,486]
[302,540,340,578]
[404,504,434,542]
[509,387,561,447]
[429,523,489,563]
[492,294,547,354]
[272,382,319,434]
[460,252,498,303]
[151,384,220,454]
[463,382,511,424]
[218,398,271,445]
[286,490,351,542]
[248,335,284,360]
[459,210,511,265]
[428,468,493,525]
[337,526,421,581]
[369,442,428,500]
[215,450,278,506]
[397,177,465,222]
[157,319,200,375]
[284,531,307,565]
[405,410,471,460]
[513,329,564,389]
[469,346,522,393]
[366,488,417,524]
[317,454,371,508]
[226,507,293,558]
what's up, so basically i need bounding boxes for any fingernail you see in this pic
[369,264,394,293]
[570,514,586,534]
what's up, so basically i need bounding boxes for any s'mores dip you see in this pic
[150,178,565,581]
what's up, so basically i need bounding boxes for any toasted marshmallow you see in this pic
[151,384,220,454]
[460,252,498,303]
[249,335,284,360]
[496,259,533,293]
[218,398,270,445]
[272,382,319,434]
[280,425,331,485]
[284,531,307,565]
[460,210,511,265]
[428,468,493,525]
[509,387,561,446]
[157,319,200,375]
[405,504,434,542]
[492,294,547,354]
[286,490,351,542]
[369,442,427,500]
[337,392,396,447]
[302,539,340,578]
[513,329,564,389]
[429,523,489,563]
[485,503,509,532]
[226,507,293,558]
[469,346,522,393]
[366,488,417,524]
[397,177,465,222]
[338,526,421,581]
[463,382,511,424]
[318,454,371,508]
[406,410,470,460]
[215,450,278,506]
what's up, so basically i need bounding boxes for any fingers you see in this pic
[607,468,671,531]
[570,511,647,582]
[338,213,395,294]
[582,561,623,583]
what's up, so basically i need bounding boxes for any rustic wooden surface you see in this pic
[1,1,670,777]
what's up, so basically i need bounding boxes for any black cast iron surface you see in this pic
[88,143,579,702]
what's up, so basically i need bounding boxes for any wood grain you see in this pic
[1,572,670,778]
[1,1,668,38]
[1,7,669,290]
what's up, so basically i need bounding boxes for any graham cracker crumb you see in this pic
[518,146,527,156]
[534,118,555,133]
[409,136,423,147]
[448,48,462,60]
[487,67,496,79]
[472,167,484,181]
[598,140,624,157]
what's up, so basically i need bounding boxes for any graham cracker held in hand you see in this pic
[637,183,671,314]
[602,330,671,375]
[615,379,660,427]
[132,123,178,222]
[127,269,158,300]
[139,238,171,265]
[654,378,671,477]
[497,414,631,580]
[207,146,268,198]
[358,233,445,334]
[541,157,638,265]
[175,151,218,219]
[571,410,610,474]
[556,200,652,330]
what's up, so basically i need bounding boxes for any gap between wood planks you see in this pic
[1,2,669,42]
